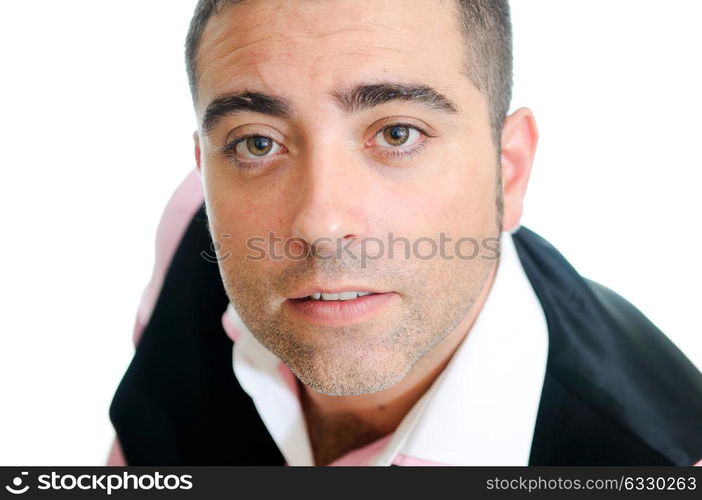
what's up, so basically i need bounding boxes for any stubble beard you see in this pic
[219,235,500,396]
[211,169,504,396]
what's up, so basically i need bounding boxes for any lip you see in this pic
[288,285,387,300]
[285,291,398,326]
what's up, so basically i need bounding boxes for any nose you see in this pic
[290,149,370,257]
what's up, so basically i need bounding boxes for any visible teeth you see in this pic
[307,291,374,301]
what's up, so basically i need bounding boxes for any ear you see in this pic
[499,107,539,232]
[193,131,203,179]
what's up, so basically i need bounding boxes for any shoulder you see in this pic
[512,226,702,465]
[133,169,204,345]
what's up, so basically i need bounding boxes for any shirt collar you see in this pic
[224,228,549,465]
[392,229,549,465]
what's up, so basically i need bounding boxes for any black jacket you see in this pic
[109,204,702,465]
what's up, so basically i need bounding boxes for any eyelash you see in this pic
[220,123,432,170]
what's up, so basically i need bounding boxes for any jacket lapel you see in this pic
[513,226,702,465]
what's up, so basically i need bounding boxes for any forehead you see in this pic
[195,0,469,114]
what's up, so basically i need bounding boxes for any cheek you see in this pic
[402,159,498,238]
[203,169,291,245]
[448,166,497,220]
[204,193,301,292]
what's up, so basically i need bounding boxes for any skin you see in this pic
[193,0,538,464]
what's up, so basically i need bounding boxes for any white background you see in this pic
[0,1,700,465]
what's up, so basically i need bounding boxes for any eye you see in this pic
[233,135,282,159]
[373,125,422,148]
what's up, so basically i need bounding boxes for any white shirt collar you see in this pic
[225,229,549,465]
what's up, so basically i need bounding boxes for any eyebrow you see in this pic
[201,82,459,133]
[331,83,459,115]
[202,92,290,133]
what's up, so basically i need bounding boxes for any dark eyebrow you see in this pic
[331,83,459,115]
[202,92,291,133]
[201,82,458,134]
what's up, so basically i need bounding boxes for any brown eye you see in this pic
[246,136,273,156]
[382,125,410,146]
[232,135,282,160]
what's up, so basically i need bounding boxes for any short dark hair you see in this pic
[185,0,512,145]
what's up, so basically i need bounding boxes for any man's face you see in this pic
[195,0,502,395]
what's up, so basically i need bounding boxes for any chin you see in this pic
[284,345,413,396]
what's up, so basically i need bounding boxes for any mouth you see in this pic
[292,291,376,302]
[285,290,397,326]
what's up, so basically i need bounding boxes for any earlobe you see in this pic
[499,107,539,232]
